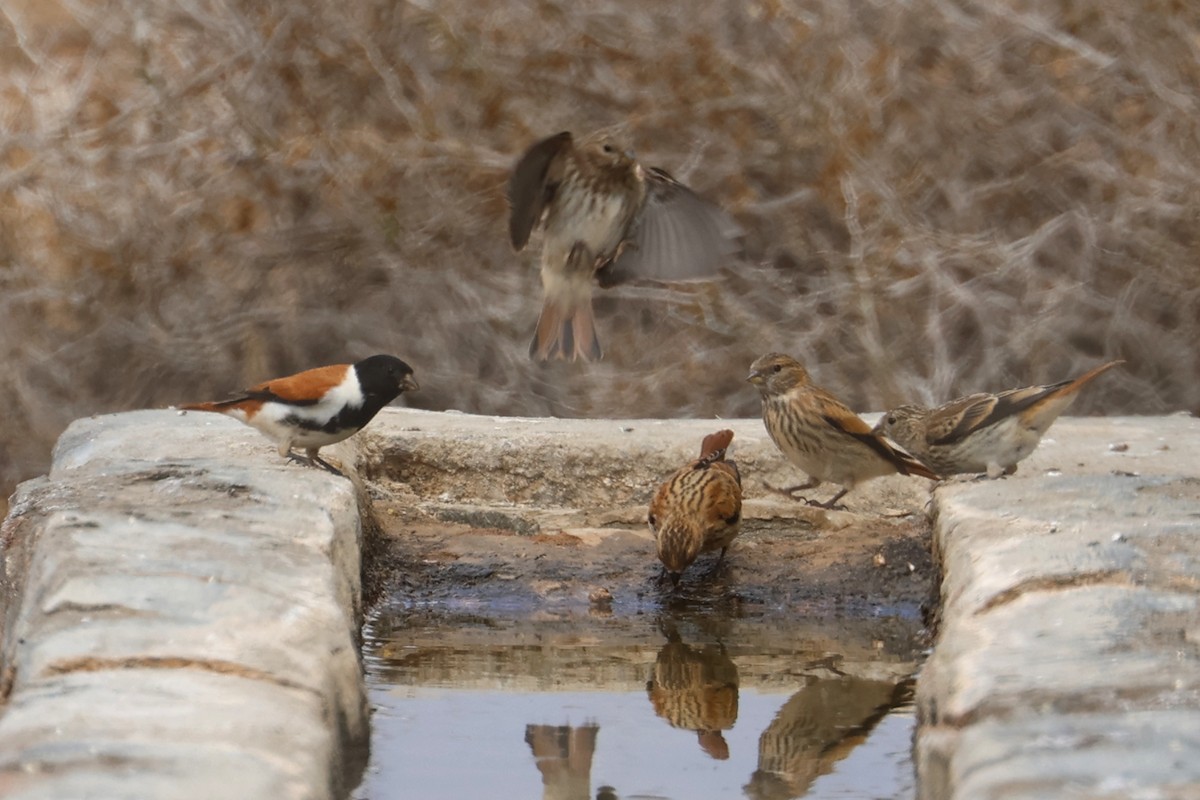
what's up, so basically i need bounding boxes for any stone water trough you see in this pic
[0,407,1197,798]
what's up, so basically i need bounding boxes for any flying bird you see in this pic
[179,354,418,474]
[507,130,741,362]
[747,352,938,509]
[873,360,1124,478]
[648,429,743,584]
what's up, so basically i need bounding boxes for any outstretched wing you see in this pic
[601,167,742,285]
[507,131,573,250]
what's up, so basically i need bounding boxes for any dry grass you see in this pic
[2,0,1198,498]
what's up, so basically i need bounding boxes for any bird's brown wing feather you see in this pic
[701,466,742,526]
[648,473,676,525]
[924,392,1004,445]
[248,364,351,405]
[817,392,939,479]
[601,167,741,285]
[507,131,573,250]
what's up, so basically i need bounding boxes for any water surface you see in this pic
[353,606,921,800]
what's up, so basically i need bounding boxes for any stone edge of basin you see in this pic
[913,413,1200,798]
[0,410,368,800]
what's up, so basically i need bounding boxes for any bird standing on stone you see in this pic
[179,354,418,474]
[507,130,741,362]
[747,352,938,509]
[872,360,1123,478]
[648,429,743,584]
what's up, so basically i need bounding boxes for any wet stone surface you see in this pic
[365,500,936,618]
[354,408,941,620]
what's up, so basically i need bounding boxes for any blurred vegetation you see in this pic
[2,0,1197,501]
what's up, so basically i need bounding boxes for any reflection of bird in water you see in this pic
[744,676,909,800]
[526,723,600,800]
[645,624,739,760]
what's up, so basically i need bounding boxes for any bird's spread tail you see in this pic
[529,299,603,362]
[698,429,735,462]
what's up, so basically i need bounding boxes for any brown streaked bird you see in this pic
[507,130,742,362]
[873,360,1124,478]
[178,354,418,474]
[747,352,938,509]
[648,429,743,584]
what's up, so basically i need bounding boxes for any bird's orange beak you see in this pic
[746,369,764,385]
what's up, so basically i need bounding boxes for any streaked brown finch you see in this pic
[508,130,741,362]
[873,360,1123,478]
[748,352,938,509]
[648,429,743,584]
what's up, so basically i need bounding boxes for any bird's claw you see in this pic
[284,450,344,477]
[309,454,345,477]
[809,498,848,511]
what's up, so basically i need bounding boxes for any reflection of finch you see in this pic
[507,130,741,362]
[873,360,1123,478]
[747,353,938,509]
[649,430,743,583]
[179,355,418,474]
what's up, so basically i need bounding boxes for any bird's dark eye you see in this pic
[602,143,615,154]
[772,364,782,373]
[887,415,896,425]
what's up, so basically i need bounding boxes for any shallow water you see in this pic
[352,604,922,800]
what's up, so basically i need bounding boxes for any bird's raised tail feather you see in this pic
[529,299,603,362]
[698,429,735,462]
[179,398,253,414]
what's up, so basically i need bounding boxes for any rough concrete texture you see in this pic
[916,413,1200,799]
[353,406,932,529]
[0,410,367,800]
[351,407,938,616]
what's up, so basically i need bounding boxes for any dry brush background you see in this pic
[2,0,1198,503]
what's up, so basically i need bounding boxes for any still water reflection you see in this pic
[353,609,920,800]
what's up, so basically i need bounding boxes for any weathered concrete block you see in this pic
[918,710,1200,800]
[0,411,367,800]
[918,414,1200,799]
[0,670,338,800]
